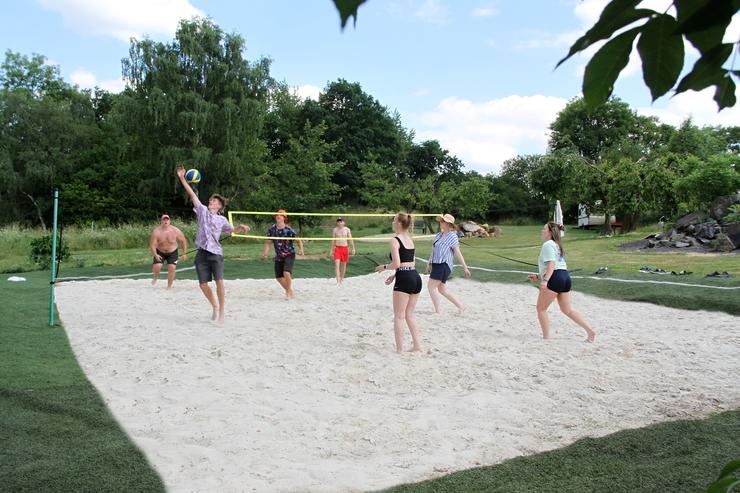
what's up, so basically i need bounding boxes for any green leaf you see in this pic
[714,76,737,111]
[718,460,740,481]
[674,0,738,35]
[673,0,730,54]
[707,476,740,493]
[583,27,642,110]
[637,14,685,101]
[556,2,653,68]
[675,43,733,93]
[333,0,368,29]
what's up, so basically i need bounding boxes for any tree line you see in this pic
[1,18,738,232]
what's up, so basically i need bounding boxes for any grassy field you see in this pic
[3,222,737,314]
[382,409,740,493]
[0,270,165,492]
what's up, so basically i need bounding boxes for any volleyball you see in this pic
[185,169,201,183]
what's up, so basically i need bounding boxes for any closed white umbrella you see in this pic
[554,200,564,237]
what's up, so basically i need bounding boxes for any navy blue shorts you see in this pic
[429,263,451,283]
[546,269,571,293]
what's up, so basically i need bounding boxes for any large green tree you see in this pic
[544,97,665,232]
[118,18,274,217]
[0,51,100,227]
[253,122,341,230]
[302,79,410,200]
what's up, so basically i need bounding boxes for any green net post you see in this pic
[48,188,59,327]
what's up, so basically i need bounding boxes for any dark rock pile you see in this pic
[643,194,740,252]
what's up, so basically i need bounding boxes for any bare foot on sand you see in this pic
[286,289,294,300]
[585,330,596,343]
[211,306,218,321]
[218,310,225,324]
[458,306,467,316]
[151,278,157,286]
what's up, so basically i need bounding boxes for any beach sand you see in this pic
[55,274,740,492]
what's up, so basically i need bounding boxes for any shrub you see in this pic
[723,204,740,223]
[29,235,70,270]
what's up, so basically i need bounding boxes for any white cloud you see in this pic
[292,84,321,101]
[416,95,568,174]
[69,68,125,92]
[414,0,450,24]
[37,0,204,41]
[70,68,96,88]
[472,5,497,18]
[637,88,740,127]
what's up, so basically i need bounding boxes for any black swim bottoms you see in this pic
[546,269,572,293]
[274,254,296,278]
[394,268,422,295]
[153,249,178,265]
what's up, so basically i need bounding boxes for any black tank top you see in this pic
[390,236,415,263]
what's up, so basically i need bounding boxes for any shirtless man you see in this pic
[329,217,356,285]
[150,214,188,288]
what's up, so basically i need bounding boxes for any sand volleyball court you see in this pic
[56,274,740,492]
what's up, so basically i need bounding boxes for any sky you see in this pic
[1,0,738,174]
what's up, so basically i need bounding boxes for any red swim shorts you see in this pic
[333,245,349,263]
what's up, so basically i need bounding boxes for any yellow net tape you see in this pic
[228,211,442,217]
[227,211,442,241]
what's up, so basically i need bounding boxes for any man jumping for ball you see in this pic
[261,209,304,300]
[150,213,188,288]
[176,166,250,323]
[329,217,355,285]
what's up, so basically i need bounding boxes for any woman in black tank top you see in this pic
[375,213,423,352]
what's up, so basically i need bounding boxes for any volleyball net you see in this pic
[227,211,443,241]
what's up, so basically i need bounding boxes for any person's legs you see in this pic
[283,272,293,299]
[405,293,422,351]
[536,288,559,339]
[427,279,443,313]
[152,262,162,285]
[392,292,410,352]
[166,263,176,288]
[215,279,226,323]
[340,261,347,283]
[334,259,341,284]
[438,282,465,315]
[195,250,218,320]
[274,260,288,292]
[556,293,596,341]
[199,282,218,320]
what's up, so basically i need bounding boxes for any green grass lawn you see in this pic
[0,271,165,492]
[381,410,740,493]
[2,224,739,491]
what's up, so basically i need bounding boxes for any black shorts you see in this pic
[547,269,572,293]
[194,249,225,284]
[274,254,295,278]
[429,263,451,283]
[153,249,178,265]
[394,269,422,295]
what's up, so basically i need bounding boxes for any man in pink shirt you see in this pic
[177,166,250,323]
